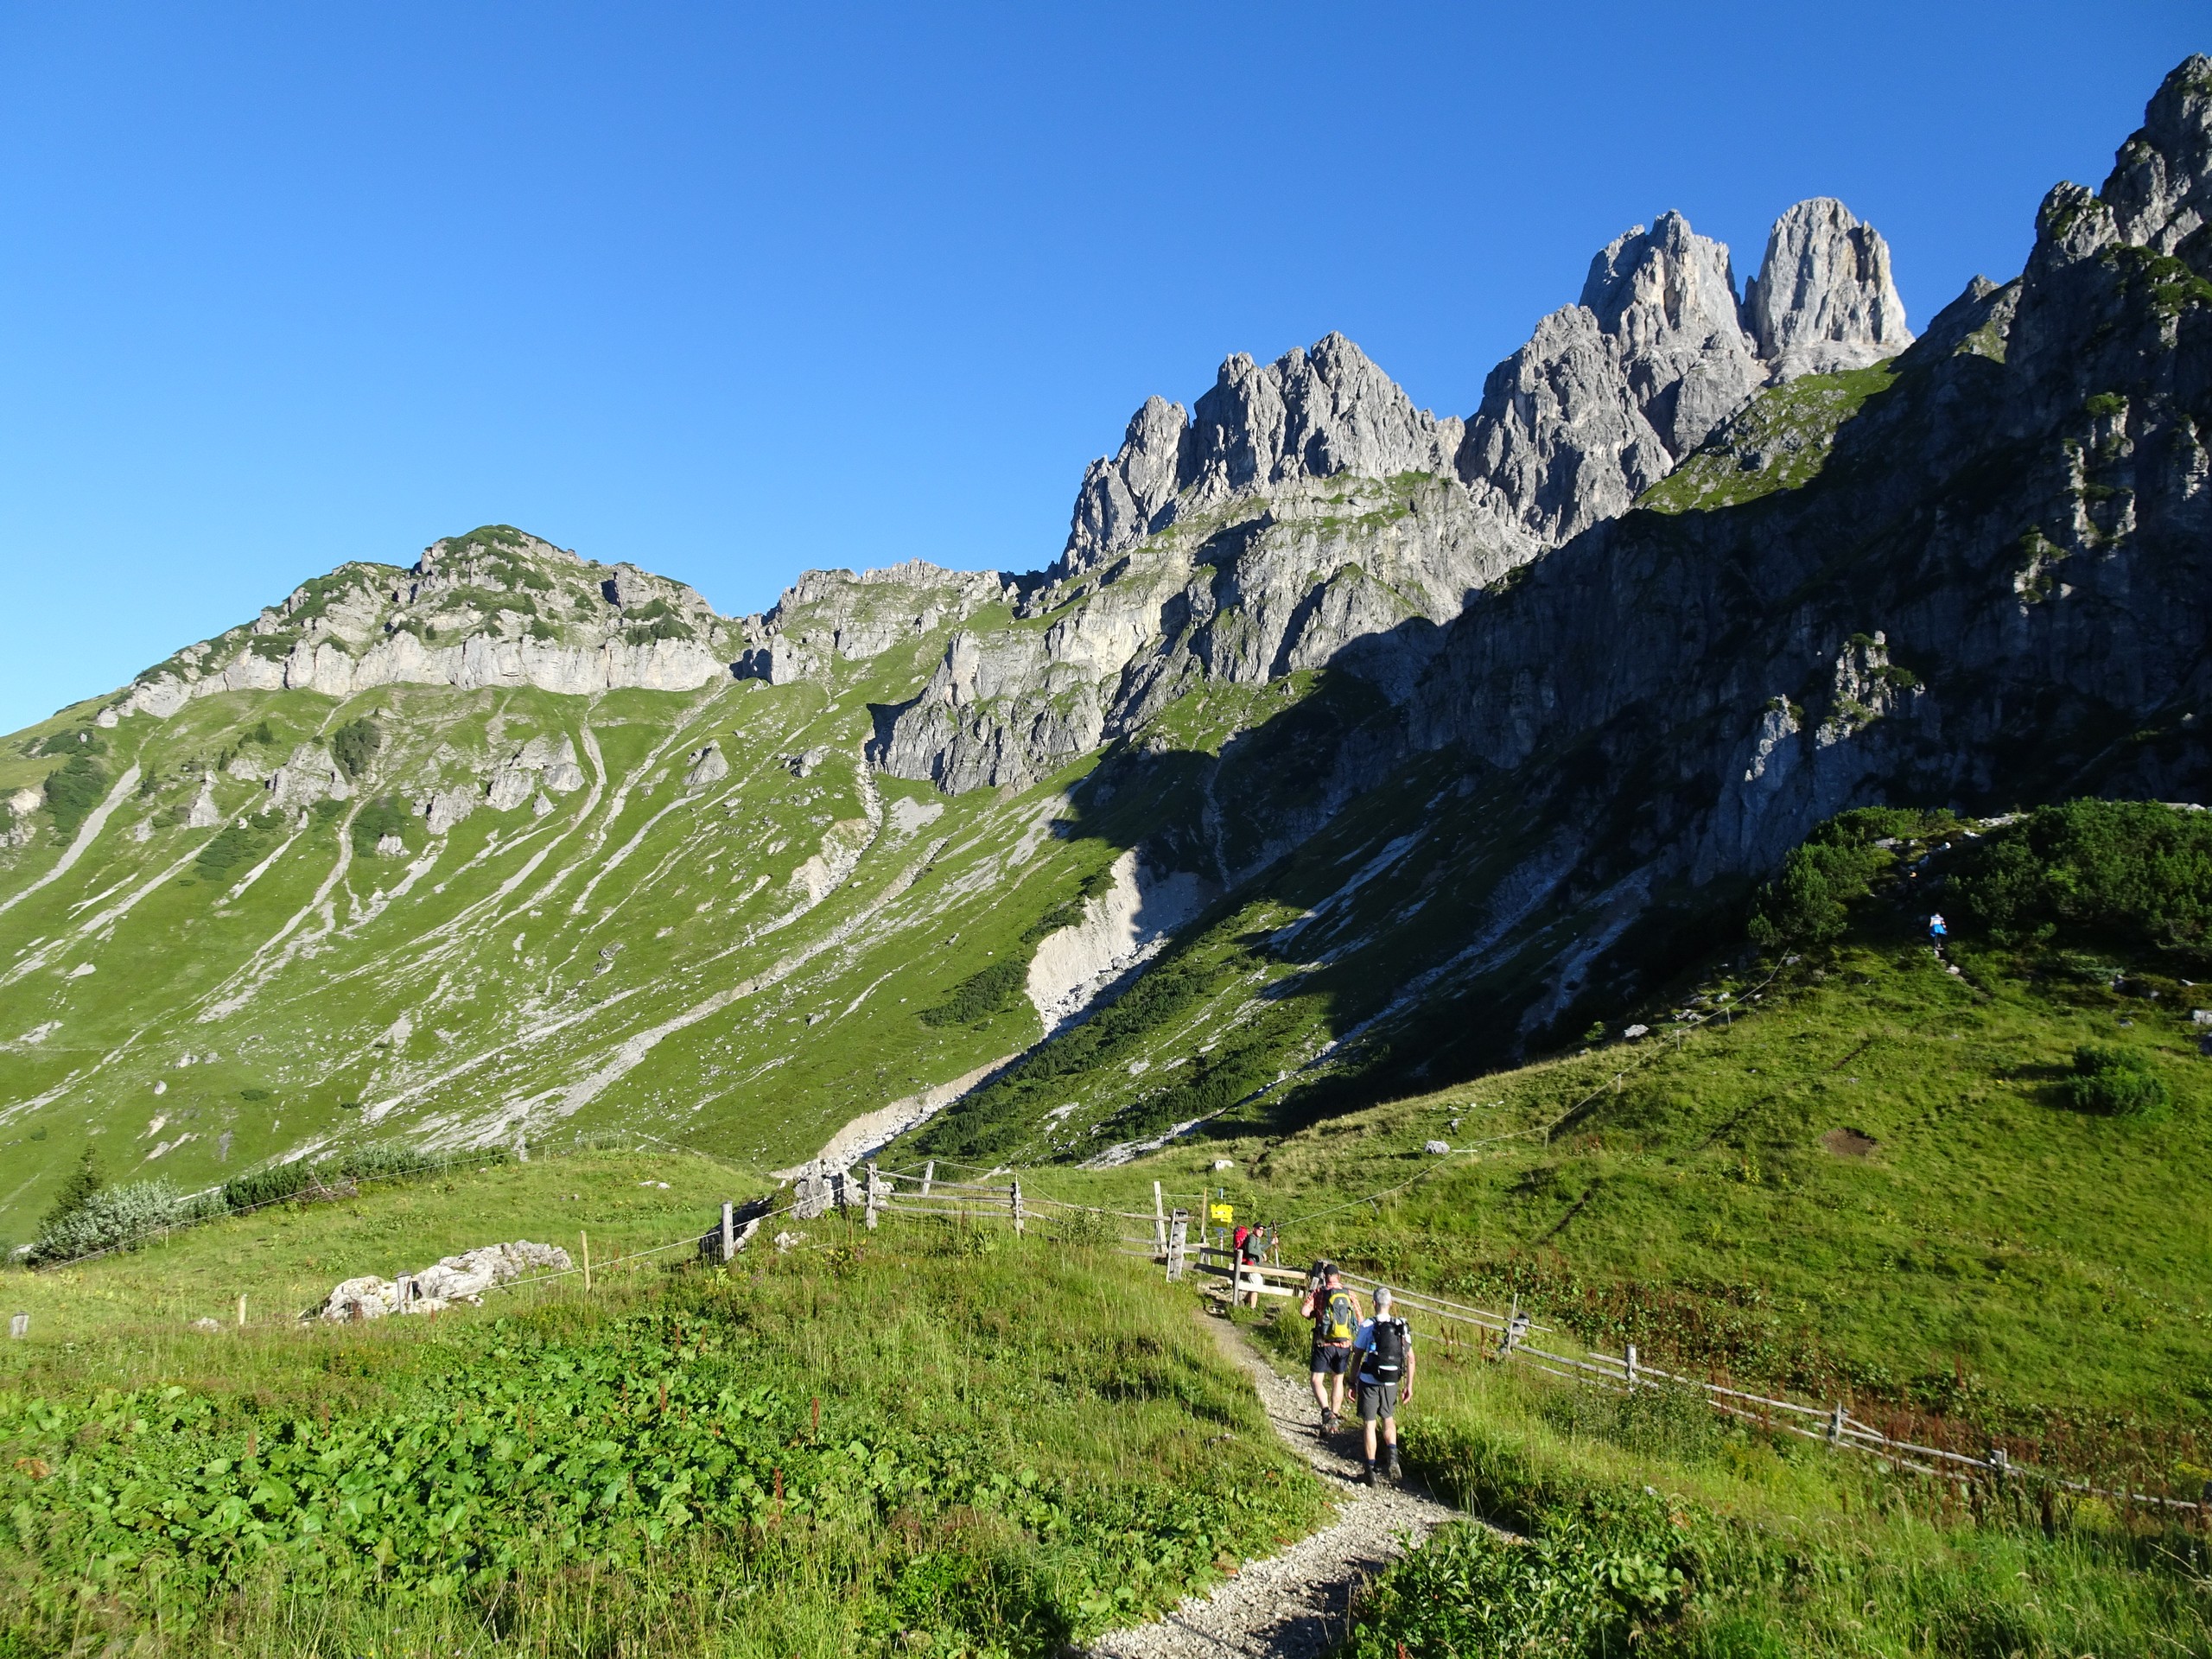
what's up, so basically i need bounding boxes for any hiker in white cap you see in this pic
[1351,1286,1414,1484]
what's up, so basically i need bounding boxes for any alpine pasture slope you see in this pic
[0,532,1135,1231]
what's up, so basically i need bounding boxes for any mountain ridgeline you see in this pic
[2,60,2209,1213]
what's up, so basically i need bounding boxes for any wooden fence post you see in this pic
[1166,1211,1188,1281]
[1009,1180,1024,1236]
[1153,1181,1167,1254]
[721,1202,735,1263]
[1625,1344,1637,1392]
[1828,1403,1846,1446]
[921,1160,935,1198]
[865,1161,882,1231]
[582,1230,591,1293]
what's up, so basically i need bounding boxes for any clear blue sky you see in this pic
[0,3,2202,732]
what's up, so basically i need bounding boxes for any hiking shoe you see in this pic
[1320,1410,1338,1434]
[1358,1465,1376,1486]
[1386,1451,1402,1480]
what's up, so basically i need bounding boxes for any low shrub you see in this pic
[2063,1043,2171,1117]
[329,717,383,781]
[219,1161,313,1211]
[351,794,413,857]
[41,753,107,838]
[1954,798,2212,952]
[194,810,282,883]
[29,1179,219,1264]
[919,959,1028,1027]
[1344,1496,1687,1658]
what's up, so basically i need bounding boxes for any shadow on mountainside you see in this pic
[906,238,2212,1168]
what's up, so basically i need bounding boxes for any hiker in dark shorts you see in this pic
[1300,1262,1361,1433]
[1352,1287,1415,1484]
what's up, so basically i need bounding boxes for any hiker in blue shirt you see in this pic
[1929,912,1947,946]
[1351,1287,1415,1484]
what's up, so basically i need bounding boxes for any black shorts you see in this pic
[1310,1343,1352,1376]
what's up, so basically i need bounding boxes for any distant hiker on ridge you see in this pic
[1353,1287,1414,1484]
[1929,912,1948,949]
[1300,1262,1360,1433]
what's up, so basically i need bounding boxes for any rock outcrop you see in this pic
[874,195,1918,799]
[1743,197,1915,380]
[313,1239,571,1320]
[2101,54,2212,257]
[1057,334,1463,581]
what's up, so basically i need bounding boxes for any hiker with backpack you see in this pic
[1352,1287,1415,1484]
[1236,1223,1266,1308]
[1300,1262,1361,1432]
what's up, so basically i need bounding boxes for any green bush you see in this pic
[2063,1043,2171,1117]
[352,794,414,857]
[219,1161,313,1211]
[29,1179,218,1264]
[194,810,281,883]
[33,728,105,758]
[329,717,383,780]
[1954,799,2212,950]
[1748,838,1885,948]
[41,753,108,837]
[918,959,1028,1028]
[1344,1497,1686,1658]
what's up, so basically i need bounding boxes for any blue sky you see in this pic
[0,3,2202,732]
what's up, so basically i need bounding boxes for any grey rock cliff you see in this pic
[1580,211,1764,456]
[1743,197,1915,380]
[2101,54,2212,257]
[1056,334,1463,581]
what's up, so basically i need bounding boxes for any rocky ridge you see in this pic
[906,54,2212,1164]
[868,194,1915,797]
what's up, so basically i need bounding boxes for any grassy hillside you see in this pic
[1039,806,2212,1465]
[0,1152,1320,1657]
[1230,1306,2212,1658]
[0,569,1150,1231]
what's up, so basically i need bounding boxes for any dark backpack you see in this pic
[1363,1317,1408,1382]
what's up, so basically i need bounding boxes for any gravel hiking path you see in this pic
[1086,1313,1467,1658]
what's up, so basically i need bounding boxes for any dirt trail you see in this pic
[1087,1315,1466,1659]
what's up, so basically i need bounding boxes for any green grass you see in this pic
[0,1149,741,1338]
[1240,1303,2212,1657]
[1064,923,2212,1458]
[1638,362,1900,515]
[0,1156,1322,1657]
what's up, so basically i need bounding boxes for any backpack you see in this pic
[1318,1288,1357,1343]
[1363,1317,1408,1382]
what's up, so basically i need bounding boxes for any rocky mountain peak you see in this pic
[1056,334,1463,580]
[1743,197,1915,380]
[1457,199,1914,550]
[1179,331,1463,514]
[1578,209,1764,457]
[2100,54,2212,264]
[1058,395,1188,578]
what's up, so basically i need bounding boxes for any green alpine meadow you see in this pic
[4,49,2212,1659]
